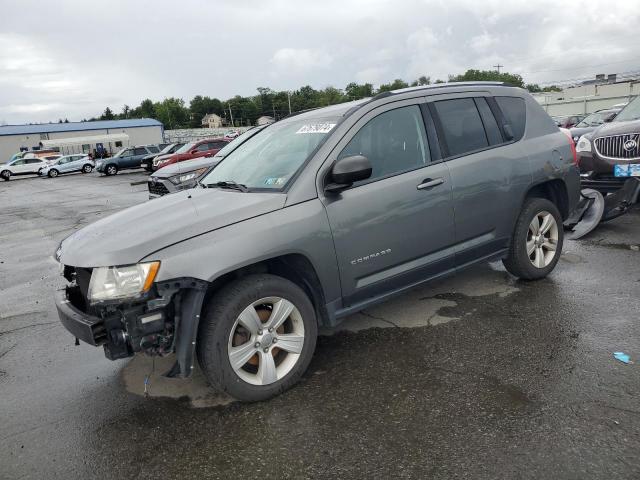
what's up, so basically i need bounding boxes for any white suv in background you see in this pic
[0,157,50,181]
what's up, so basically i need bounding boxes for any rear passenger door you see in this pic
[427,93,529,267]
[322,101,455,307]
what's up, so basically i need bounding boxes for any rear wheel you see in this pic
[48,169,59,178]
[1,170,10,181]
[197,274,317,402]
[105,164,118,176]
[503,197,563,280]
[82,164,93,173]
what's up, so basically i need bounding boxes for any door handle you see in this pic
[417,177,444,190]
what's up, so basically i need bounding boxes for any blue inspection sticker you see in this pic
[615,164,640,177]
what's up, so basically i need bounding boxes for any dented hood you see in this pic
[58,188,287,267]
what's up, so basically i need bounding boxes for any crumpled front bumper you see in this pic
[55,289,106,346]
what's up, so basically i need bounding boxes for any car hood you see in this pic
[58,188,287,268]
[153,156,221,178]
[592,119,640,138]
[569,126,597,139]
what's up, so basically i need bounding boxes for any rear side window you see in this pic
[495,96,526,141]
[134,148,147,156]
[338,105,431,183]
[433,98,488,157]
[147,145,160,153]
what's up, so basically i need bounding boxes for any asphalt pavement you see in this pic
[1,171,639,479]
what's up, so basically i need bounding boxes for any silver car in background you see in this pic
[147,126,265,198]
[39,154,95,178]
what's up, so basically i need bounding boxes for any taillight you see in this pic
[559,128,578,165]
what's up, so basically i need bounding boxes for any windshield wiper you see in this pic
[203,180,249,192]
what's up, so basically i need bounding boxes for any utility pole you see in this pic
[493,64,504,74]
[228,104,234,127]
[287,91,292,114]
[272,104,276,120]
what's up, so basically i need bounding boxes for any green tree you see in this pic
[154,98,190,129]
[377,78,410,93]
[450,69,524,88]
[345,82,374,100]
[410,75,431,87]
[100,107,115,120]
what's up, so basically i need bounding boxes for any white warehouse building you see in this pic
[0,118,164,161]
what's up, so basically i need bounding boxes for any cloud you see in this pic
[270,48,333,72]
[0,0,639,123]
[469,32,498,53]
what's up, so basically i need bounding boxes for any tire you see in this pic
[503,197,564,280]
[82,164,93,173]
[105,164,117,176]
[48,169,59,178]
[197,274,318,402]
[1,170,10,181]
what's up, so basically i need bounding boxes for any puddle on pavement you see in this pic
[123,264,519,407]
[122,354,233,408]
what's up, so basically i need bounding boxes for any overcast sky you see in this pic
[1,0,639,124]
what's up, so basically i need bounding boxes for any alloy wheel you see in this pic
[227,296,305,386]
[527,211,558,268]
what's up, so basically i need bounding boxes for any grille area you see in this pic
[148,180,170,196]
[594,134,640,160]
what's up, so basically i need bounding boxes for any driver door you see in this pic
[321,100,455,307]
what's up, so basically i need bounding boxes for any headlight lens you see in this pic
[88,261,160,303]
[168,168,207,185]
[576,135,591,153]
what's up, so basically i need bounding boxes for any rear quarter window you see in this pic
[495,96,526,141]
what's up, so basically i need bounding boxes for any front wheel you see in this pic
[105,164,118,176]
[503,197,563,280]
[197,274,317,402]
[1,170,10,181]
[48,169,59,178]
[82,164,93,173]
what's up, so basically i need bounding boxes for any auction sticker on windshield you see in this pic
[296,123,336,134]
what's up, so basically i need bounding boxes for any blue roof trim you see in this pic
[0,118,163,136]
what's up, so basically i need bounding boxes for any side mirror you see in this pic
[325,155,372,193]
[191,149,198,154]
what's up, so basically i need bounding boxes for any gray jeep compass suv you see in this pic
[54,83,580,401]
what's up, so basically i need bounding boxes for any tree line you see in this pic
[91,70,561,129]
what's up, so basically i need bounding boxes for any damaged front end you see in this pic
[564,177,640,239]
[55,264,207,378]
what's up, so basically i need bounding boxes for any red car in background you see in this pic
[152,138,230,171]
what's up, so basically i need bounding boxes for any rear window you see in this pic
[433,98,488,157]
[495,96,526,141]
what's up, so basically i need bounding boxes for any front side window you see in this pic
[434,98,489,157]
[202,117,339,190]
[338,105,430,182]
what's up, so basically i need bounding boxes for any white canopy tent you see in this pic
[41,133,130,155]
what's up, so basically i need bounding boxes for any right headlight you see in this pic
[88,261,160,304]
[575,135,592,153]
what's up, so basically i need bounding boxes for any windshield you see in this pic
[201,118,339,190]
[113,148,127,158]
[614,97,640,122]
[175,142,195,154]
[214,127,263,158]
[576,112,610,127]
